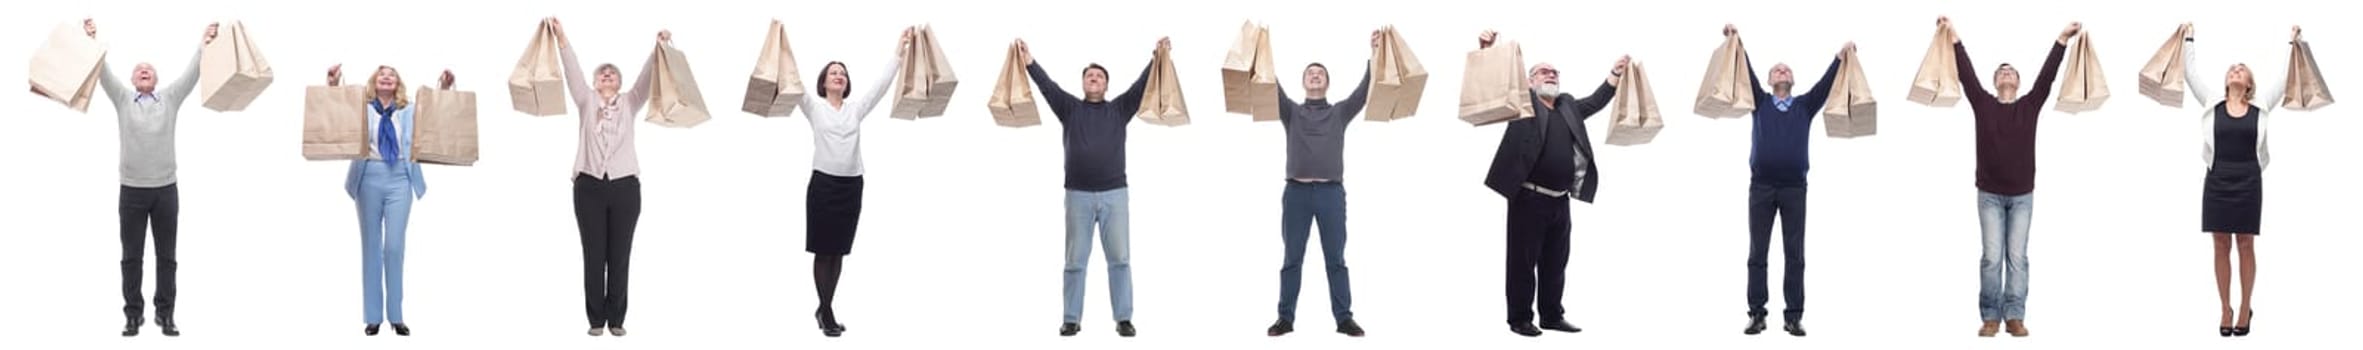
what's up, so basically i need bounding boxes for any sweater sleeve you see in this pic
[560,44,596,109]
[1568,81,1619,121]
[97,58,127,104]
[1026,62,1079,121]
[2022,42,2069,109]
[1333,62,1375,122]
[163,48,202,107]
[1795,56,1843,111]
[1111,56,1154,114]
[1953,42,1997,106]
[622,50,658,112]
[2184,40,2220,105]
[846,54,907,119]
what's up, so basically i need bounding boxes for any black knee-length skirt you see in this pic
[807,171,864,255]
[2201,162,2262,234]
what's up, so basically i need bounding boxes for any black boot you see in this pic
[120,317,142,337]
[156,315,179,337]
[1744,313,1768,335]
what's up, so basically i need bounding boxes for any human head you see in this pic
[1303,63,1330,92]
[817,61,850,99]
[132,63,157,93]
[371,66,409,108]
[1080,64,1109,98]
[595,63,622,96]
[2225,63,2255,101]
[1994,63,2021,92]
[1768,63,1795,93]
[1527,63,1560,96]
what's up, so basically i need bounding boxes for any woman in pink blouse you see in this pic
[547,17,663,337]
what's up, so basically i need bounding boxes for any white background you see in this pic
[1,0,2354,349]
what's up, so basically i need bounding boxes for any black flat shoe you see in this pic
[1336,319,1365,337]
[392,323,410,336]
[1744,315,1768,335]
[1539,319,1582,333]
[365,324,381,336]
[156,317,179,337]
[1058,322,1081,336]
[1783,322,1807,337]
[1508,322,1542,337]
[1115,321,1136,337]
[1266,320,1293,336]
[120,318,142,337]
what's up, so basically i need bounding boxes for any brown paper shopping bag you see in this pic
[198,21,272,112]
[743,20,804,117]
[2281,40,2334,111]
[2139,24,2191,108]
[29,21,107,113]
[1605,61,1662,146]
[987,43,1041,127]
[645,41,711,128]
[1821,50,1877,138]
[1136,45,1190,126]
[2054,32,2111,113]
[1908,26,1963,107]
[303,85,372,160]
[1458,40,1532,126]
[1366,26,1427,121]
[509,22,568,116]
[1222,21,1281,121]
[891,26,959,119]
[1694,35,1754,118]
[411,87,479,166]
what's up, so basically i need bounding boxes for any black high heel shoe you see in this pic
[816,309,846,337]
[392,323,410,336]
[2231,310,2252,336]
[365,323,381,336]
[2218,327,2234,337]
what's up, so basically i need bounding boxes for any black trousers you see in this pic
[120,184,179,320]
[574,174,641,328]
[1505,190,1572,324]
[1746,183,1806,322]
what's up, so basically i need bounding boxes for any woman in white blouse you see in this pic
[794,27,913,338]
[547,17,665,337]
[2182,24,2300,338]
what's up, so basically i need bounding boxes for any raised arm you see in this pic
[622,34,663,111]
[161,47,202,107]
[2183,32,2220,104]
[1954,40,1998,106]
[1025,61,1080,120]
[1276,79,1299,123]
[845,52,906,119]
[1110,53,1155,113]
[1333,61,1375,121]
[2021,41,2070,109]
[97,58,128,104]
[1793,52,1845,110]
[1728,25,1773,103]
[1568,81,1620,121]
[558,38,597,108]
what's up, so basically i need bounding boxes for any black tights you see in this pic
[814,254,844,320]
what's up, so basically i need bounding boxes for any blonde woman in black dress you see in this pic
[2181,24,2300,338]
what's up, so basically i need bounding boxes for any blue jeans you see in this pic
[356,162,414,324]
[1278,181,1352,322]
[1064,188,1133,323]
[1977,191,2033,321]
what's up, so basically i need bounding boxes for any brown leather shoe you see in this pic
[2004,320,2029,337]
[1977,321,2000,337]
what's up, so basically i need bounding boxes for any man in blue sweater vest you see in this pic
[1725,24,1853,337]
[1016,37,1167,338]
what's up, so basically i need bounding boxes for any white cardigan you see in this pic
[2186,40,2285,171]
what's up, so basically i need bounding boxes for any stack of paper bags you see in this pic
[1222,21,1280,121]
[412,87,478,166]
[1137,44,1189,126]
[1908,25,1962,107]
[645,41,710,128]
[987,42,1041,127]
[1605,61,1662,146]
[199,20,272,112]
[891,25,958,119]
[743,20,803,117]
[510,21,569,116]
[2054,31,2110,113]
[1695,35,1753,118]
[1821,50,1876,138]
[29,21,107,113]
[303,85,371,160]
[2280,39,2334,110]
[1366,26,1426,121]
[1458,40,1530,126]
[2139,24,2192,107]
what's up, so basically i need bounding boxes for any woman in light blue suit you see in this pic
[327,64,451,336]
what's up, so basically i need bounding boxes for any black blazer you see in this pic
[1484,82,1617,203]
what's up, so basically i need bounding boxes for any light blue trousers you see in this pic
[356,162,413,324]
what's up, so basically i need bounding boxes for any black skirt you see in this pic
[806,171,864,255]
[2200,162,2262,234]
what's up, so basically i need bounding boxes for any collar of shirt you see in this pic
[135,93,157,104]
[1773,96,1793,112]
[1303,98,1331,108]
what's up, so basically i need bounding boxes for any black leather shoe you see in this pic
[1336,319,1365,337]
[1115,321,1137,337]
[392,323,410,336]
[2232,310,2252,336]
[1508,322,1543,337]
[816,310,845,337]
[365,324,381,336]
[1539,319,1582,333]
[1783,322,1807,337]
[1266,320,1293,336]
[156,316,179,337]
[1744,315,1768,335]
[2218,327,2234,337]
[1059,323,1081,336]
[121,318,142,337]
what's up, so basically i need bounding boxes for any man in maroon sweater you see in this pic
[1942,16,2079,338]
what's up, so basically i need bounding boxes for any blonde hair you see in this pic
[371,66,410,109]
[2227,63,2256,102]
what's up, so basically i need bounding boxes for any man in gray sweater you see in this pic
[87,19,214,337]
[1265,30,1379,338]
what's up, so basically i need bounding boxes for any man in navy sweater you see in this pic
[1477,30,1626,338]
[1016,37,1167,338]
[1725,24,1853,337]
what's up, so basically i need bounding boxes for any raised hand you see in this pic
[1478,30,1497,49]
[1613,55,1631,76]
[1013,39,1031,64]
[1841,41,1857,57]
[1724,23,1738,37]
[439,70,456,89]
[205,22,219,44]
[84,18,97,38]
[2061,21,2082,41]
[326,64,343,86]
[1371,28,1383,48]
[657,29,671,43]
[2292,25,2303,42]
[1157,36,1171,51]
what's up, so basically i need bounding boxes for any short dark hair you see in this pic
[817,61,850,99]
[1305,62,1327,72]
[1082,64,1108,78]
[1996,63,2016,73]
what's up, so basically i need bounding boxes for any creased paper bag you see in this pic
[743,20,803,117]
[1822,50,1877,138]
[412,87,479,166]
[1137,44,1190,126]
[303,85,371,160]
[2139,24,2191,108]
[1222,21,1280,121]
[890,25,958,119]
[29,21,107,113]
[1366,26,1427,121]
[2054,31,2110,113]
[199,20,273,112]
[645,41,710,128]
[987,43,1041,127]
[1695,35,1754,118]
[1908,26,1962,107]
[2280,40,2333,111]
[1458,41,1531,126]
[1606,61,1662,146]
